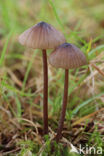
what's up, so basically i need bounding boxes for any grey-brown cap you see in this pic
[19,21,66,49]
[49,43,87,69]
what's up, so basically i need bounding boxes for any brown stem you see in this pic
[42,49,48,134]
[55,69,69,142]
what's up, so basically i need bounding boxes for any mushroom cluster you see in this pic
[19,22,87,142]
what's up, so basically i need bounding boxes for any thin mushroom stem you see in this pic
[55,69,69,142]
[42,49,48,134]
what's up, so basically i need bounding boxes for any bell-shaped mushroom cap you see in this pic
[49,43,87,69]
[19,21,66,49]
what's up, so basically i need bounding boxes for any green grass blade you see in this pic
[15,94,22,118]
[0,30,13,67]
[22,50,38,92]
[88,45,104,56]
[72,92,104,115]
[1,81,35,97]
[22,51,37,92]
[48,0,65,33]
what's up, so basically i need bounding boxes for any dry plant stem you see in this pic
[56,69,69,142]
[42,49,48,134]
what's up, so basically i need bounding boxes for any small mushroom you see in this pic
[49,43,87,141]
[19,21,66,134]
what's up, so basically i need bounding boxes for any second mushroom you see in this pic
[49,43,87,142]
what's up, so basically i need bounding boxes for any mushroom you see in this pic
[49,43,87,141]
[19,21,66,134]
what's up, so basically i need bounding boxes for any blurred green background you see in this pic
[0,0,104,155]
